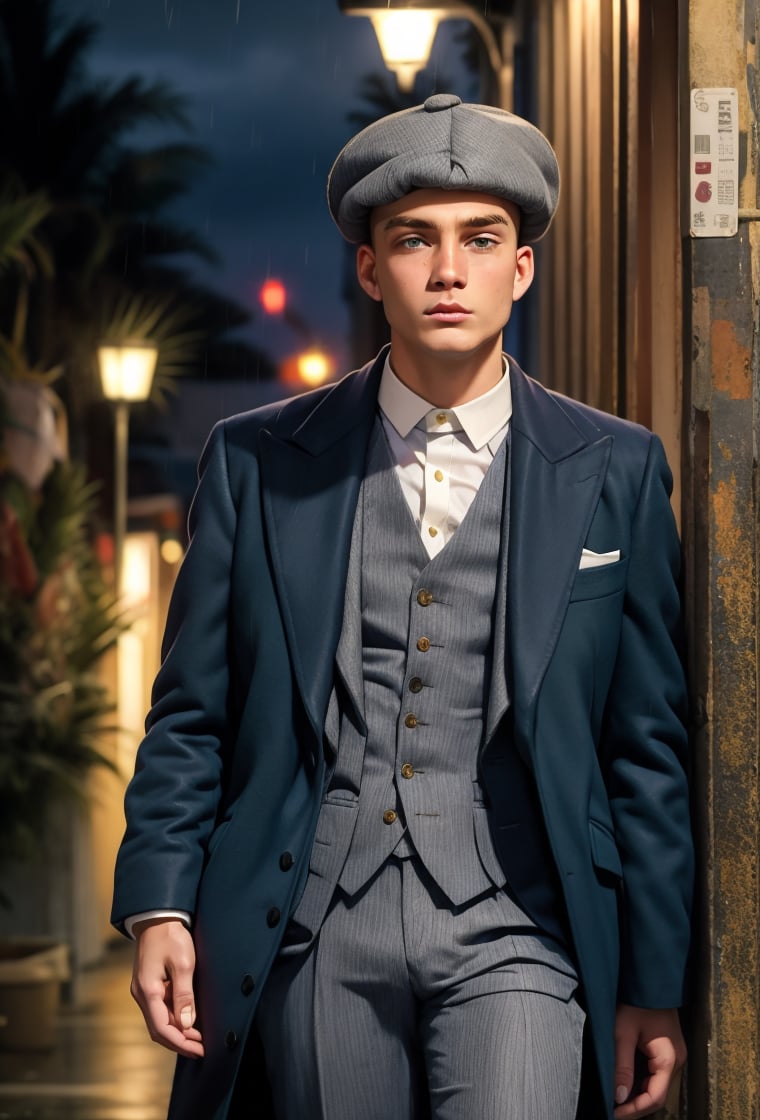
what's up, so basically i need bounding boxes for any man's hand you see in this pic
[613,1004,686,1118]
[130,918,205,1058]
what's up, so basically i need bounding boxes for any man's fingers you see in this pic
[165,944,198,1031]
[613,1065,670,1118]
[613,1005,685,1119]
[131,919,204,1058]
[143,989,205,1057]
[613,1022,637,1106]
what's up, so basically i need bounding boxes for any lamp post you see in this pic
[337,0,517,107]
[98,342,158,595]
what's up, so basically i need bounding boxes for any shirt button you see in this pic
[428,527,438,538]
[409,677,423,693]
[279,851,294,871]
[417,589,433,606]
[417,637,431,652]
[434,470,444,482]
[404,714,418,729]
[401,763,415,779]
[266,907,281,928]
[435,412,447,425]
[241,975,255,997]
[383,809,398,825]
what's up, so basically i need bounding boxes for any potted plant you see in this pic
[0,373,125,1049]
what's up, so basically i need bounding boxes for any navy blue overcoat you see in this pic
[112,350,693,1119]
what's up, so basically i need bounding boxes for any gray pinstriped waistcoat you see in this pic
[290,419,510,935]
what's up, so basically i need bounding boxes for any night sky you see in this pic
[63,0,478,374]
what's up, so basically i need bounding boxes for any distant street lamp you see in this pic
[297,349,334,387]
[337,0,516,107]
[98,342,158,594]
[281,347,335,389]
[259,278,287,316]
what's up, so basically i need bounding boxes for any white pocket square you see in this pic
[579,548,621,570]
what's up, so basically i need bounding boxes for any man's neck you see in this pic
[387,339,504,407]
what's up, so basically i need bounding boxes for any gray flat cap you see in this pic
[327,93,560,245]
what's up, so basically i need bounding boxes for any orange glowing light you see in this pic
[281,348,335,388]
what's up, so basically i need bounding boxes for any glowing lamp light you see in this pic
[121,533,153,607]
[160,537,185,566]
[297,350,333,387]
[98,343,158,402]
[98,341,158,595]
[337,2,509,101]
[260,279,287,315]
[281,348,335,388]
[369,11,441,90]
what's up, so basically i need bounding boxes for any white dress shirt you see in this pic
[125,355,512,936]
[377,354,512,558]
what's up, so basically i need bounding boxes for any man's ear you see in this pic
[356,244,383,302]
[512,245,535,302]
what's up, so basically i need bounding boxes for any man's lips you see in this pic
[425,303,472,322]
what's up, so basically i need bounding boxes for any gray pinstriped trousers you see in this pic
[255,855,584,1119]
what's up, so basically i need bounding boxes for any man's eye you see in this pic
[471,236,496,249]
[401,236,425,249]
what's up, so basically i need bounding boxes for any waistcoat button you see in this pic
[279,851,294,871]
[241,975,255,996]
[383,809,398,825]
[417,589,433,606]
[408,677,423,693]
[401,763,415,779]
[417,637,431,652]
[404,713,418,729]
[266,907,281,928]
[225,1031,238,1050]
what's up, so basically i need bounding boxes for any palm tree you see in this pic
[0,0,272,456]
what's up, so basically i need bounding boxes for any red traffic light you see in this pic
[259,279,287,315]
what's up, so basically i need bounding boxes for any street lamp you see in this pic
[337,0,516,106]
[281,347,335,389]
[97,342,158,594]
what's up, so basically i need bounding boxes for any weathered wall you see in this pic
[682,2,760,1117]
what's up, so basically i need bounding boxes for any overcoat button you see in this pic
[241,975,255,997]
[279,851,294,871]
[267,907,282,928]
[225,1031,238,1050]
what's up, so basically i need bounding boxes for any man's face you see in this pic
[356,189,534,370]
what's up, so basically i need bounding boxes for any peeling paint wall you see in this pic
[683,2,760,1117]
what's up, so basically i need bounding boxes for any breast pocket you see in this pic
[569,557,627,602]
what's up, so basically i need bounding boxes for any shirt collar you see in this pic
[377,353,512,451]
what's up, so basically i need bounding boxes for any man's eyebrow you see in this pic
[382,216,437,231]
[463,214,510,228]
[381,213,511,232]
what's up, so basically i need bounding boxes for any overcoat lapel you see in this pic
[506,364,612,750]
[258,354,383,740]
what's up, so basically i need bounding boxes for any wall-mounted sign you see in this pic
[689,87,738,238]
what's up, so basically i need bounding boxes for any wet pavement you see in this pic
[0,942,174,1120]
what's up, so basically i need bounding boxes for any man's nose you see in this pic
[430,241,466,289]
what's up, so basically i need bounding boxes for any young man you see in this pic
[113,95,693,1120]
